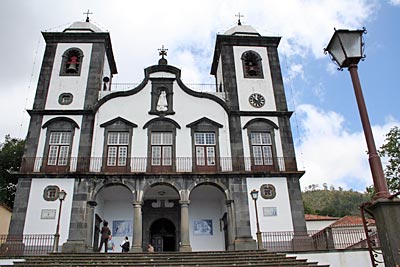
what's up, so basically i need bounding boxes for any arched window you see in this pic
[60,48,84,76]
[241,50,263,78]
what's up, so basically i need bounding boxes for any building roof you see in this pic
[305,214,339,221]
[223,24,261,37]
[330,215,375,227]
[63,21,102,33]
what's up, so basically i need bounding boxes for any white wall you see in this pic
[45,43,93,110]
[233,46,276,112]
[306,220,337,231]
[288,250,385,267]
[24,178,75,246]
[92,72,231,162]
[246,177,293,236]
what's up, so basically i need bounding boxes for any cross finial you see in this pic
[83,10,93,22]
[158,45,168,59]
[235,12,244,25]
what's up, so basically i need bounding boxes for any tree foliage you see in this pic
[379,126,400,194]
[302,185,369,217]
[0,135,25,208]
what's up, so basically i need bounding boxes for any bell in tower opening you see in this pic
[66,55,79,73]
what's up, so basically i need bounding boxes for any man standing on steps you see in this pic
[98,221,111,253]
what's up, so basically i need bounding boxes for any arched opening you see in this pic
[150,218,177,252]
[189,184,227,251]
[143,183,180,251]
[94,184,133,252]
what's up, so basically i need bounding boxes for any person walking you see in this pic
[99,221,111,253]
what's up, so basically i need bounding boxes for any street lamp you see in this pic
[324,28,390,200]
[250,189,262,250]
[324,28,400,266]
[52,190,66,253]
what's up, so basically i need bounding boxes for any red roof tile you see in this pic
[305,214,339,221]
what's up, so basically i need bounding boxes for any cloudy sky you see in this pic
[1,0,399,191]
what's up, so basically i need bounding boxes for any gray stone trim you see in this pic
[84,43,105,109]
[33,43,57,110]
[186,117,223,129]
[149,78,175,116]
[267,46,288,112]
[242,118,278,130]
[42,117,80,129]
[27,110,93,115]
[100,117,138,128]
[42,32,117,74]
[286,175,307,232]
[8,178,32,236]
[211,35,281,75]
[23,115,44,160]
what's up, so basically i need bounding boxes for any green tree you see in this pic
[379,126,400,194]
[0,135,25,208]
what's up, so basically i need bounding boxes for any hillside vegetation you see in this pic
[302,185,370,217]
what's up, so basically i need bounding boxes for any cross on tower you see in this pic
[235,12,244,25]
[83,10,93,22]
[158,45,168,59]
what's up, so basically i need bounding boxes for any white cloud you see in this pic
[388,0,400,6]
[295,104,399,191]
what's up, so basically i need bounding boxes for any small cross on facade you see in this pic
[235,12,244,25]
[83,10,93,22]
[158,45,168,59]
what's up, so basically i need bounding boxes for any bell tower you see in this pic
[23,18,117,170]
[210,22,306,234]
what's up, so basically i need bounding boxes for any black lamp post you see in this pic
[52,190,66,253]
[250,189,262,250]
[325,28,400,266]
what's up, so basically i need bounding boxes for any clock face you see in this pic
[248,93,265,108]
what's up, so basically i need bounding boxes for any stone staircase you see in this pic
[9,250,329,267]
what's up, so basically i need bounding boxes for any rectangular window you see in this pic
[251,132,273,165]
[151,132,173,166]
[107,132,129,166]
[47,132,71,166]
[195,132,216,166]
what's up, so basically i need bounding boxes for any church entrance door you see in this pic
[150,218,176,252]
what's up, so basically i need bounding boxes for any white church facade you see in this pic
[9,18,307,253]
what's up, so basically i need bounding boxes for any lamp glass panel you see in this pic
[338,31,362,58]
[328,34,346,66]
[251,190,259,200]
[58,190,66,200]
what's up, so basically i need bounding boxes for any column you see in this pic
[132,201,143,252]
[226,200,236,250]
[179,200,192,252]
[86,201,97,251]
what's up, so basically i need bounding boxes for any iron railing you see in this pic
[0,234,54,256]
[261,226,380,252]
[20,156,298,174]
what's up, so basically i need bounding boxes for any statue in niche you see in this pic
[156,91,168,111]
